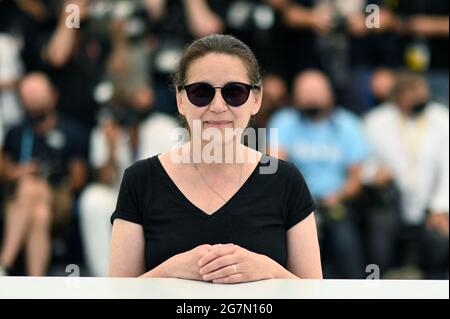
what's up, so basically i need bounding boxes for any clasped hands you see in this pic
[169,243,282,284]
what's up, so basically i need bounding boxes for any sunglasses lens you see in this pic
[222,83,251,107]
[187,83,214,107]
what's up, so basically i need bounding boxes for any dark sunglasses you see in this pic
[178,82,260,107]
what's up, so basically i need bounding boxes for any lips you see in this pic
[204,121,232,124]
[203,120,232,128]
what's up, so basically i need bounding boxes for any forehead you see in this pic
[186,53,250,85]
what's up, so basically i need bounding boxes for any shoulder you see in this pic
[260,156,315,220]
[333,108,363,128]
[122,158,154,185]
[125,157,152,175]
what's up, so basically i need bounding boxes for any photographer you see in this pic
[268,70,368,278]
[0,72,88,276]
[12,0,112,134]
[363,72,449,279]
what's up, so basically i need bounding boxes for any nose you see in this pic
[208,88,228,113]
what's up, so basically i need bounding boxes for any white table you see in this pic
[0,277,448,299]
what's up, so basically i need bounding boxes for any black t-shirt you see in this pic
[111,154,316,271]
[2,116,87,186]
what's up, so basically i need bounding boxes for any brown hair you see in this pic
[389,71,427,102]
[172,34,262,90]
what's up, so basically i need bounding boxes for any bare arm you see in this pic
[109,219,146,277]
[67,158,88,192]
[14,0,47,21]
[143,0,167,21]
[109,219,211,279]
[1,156,39,183]
[182,0,224,38]
[109,218,172,278]
[266,0,332,34]
[406,15,449,37]
[44,0,88,68]
[338,164,363,201]
[286,212,322,279]
[323,163,363,207]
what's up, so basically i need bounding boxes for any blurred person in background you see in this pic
[391,0,449,105]
[363,72,449,279]
[0,72,88,276]
[268,70,368,278]
[311,0,400,114]
[263,0,327,83]
[78,109,179,276]
[369,68,397,107]
[247,73,289,152]
[0,0,26,132]
[143,0,228,116]
[254,74,290,128]
[351,67,398,115]
[79,8,181,275]
[0,32,24,134]
[8,0,112,136]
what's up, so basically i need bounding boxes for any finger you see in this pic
[198,244,236,267]
[199,254,236,276]
[212,274,248,284]
[202,263,238,282]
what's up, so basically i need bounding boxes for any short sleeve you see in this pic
[284,163,316,229]
[111,167,143,225]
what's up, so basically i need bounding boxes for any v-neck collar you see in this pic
[154,155,262,218]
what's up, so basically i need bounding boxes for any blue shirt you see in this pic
[268,107,368,198]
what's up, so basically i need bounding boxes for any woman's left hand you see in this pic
[198,244,282,284]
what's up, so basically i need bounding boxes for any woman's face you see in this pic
[177,53,262,144]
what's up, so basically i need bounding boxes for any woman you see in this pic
[109,34,322,282]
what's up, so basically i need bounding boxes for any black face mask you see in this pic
[410,101,429,117]
[26,109,51,126]
[298,105,329,120]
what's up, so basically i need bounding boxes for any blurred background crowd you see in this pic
[0,0,448,279]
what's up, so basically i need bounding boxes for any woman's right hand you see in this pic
[165,244,213,281]
[143,244,233,280]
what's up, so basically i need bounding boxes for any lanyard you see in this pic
[20,125,34,163]
[399,114,427,187]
